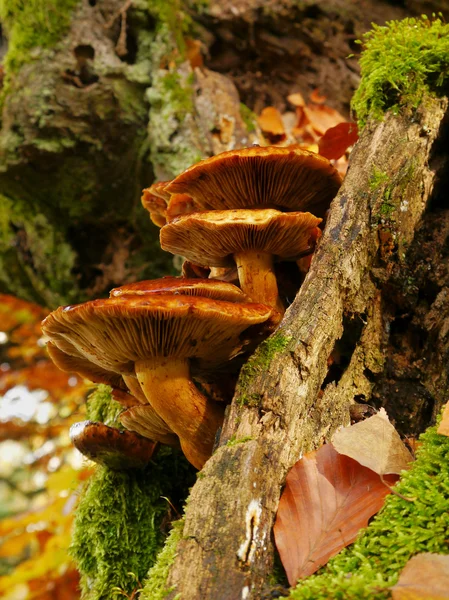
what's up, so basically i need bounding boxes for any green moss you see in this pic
[239,103,257,133]
[86,385,123,429]
[0,193,78,307]
[285,423,449,599]
[351,15,449,127]
[71,448,194,600]
[226,435,254,447]
[0,0,80,72]
[236,334,292,406]
[369,168,389,192]
[140,518,185,600]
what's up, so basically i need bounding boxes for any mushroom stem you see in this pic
[234,250,285,314]
[134,357,225,469]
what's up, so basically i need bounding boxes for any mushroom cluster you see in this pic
[43,146,341,470]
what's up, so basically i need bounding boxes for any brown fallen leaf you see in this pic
[437,402,449,436]
[392,553,449,599]
[303,104,346,136]
[331,408,413,476]
[273,443,397,584]
[287,92,306,107]
[310,89,327,104]
[318,122,359,160]
[257,107,286,143]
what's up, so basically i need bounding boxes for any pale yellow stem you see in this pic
[135,357,225,469]
[234,250,285,314]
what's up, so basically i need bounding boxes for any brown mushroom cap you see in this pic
[42,295,275,375]
[141,181,171,227]
[110,276,249,303]
[160,209,322,268]
[70,420,158,470]
[46,341,127,391]
[120,405,180,447]
[165,146,342,217]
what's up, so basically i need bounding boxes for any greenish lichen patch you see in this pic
[285,422,449,599]
[236,334,292,406]
[140,518,184,600]
[86,385,123,429]
[351,15,449,127]
[226,435,254,447]
[0,0,80,81]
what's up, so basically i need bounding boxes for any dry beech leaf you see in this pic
[332,408,413,476]
[318,122,359,160]
[257,107,286,142]
[310,88,327,104]
[274,444,397,584]
[392,553,449,599]
[287,92,306,107]
[303,104,346,136]
[437,402,449,436]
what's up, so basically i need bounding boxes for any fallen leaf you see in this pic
[332,408,413,475]
[185,38,203,69]
[274,443,397,584]
[318,122,359,160]
[303,104,346,136]
[257,107,286,143]
[310,89,327,104]
[287,92,306,107]
[437,402,449,436]
[392,553,449,599]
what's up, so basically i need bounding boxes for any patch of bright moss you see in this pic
[71,447,194,600]
[236,334,292,406]
[351,15,449,127]
[140,518,185,600]
[239,103,257,133]
[86,385,123,429]
[285,424,449,599]
[0,0,80,75]
[226,435,254,447]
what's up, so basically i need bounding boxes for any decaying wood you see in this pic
[165,97,449,599]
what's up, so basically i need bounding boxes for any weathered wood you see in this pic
[165,97,449,599]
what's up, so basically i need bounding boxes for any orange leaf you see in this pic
[186,38,203,69]
[257,107,286,143]
[309,89,327,104]
[437,402,449,436]
[318,122,359,160]
[303,104,346,136]
[274,443,397,584]
[392,553,449,599]
[287,92,306,107]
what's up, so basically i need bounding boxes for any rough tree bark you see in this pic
[164,98,449,599]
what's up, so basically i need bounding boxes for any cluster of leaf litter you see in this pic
[278,410,449,599]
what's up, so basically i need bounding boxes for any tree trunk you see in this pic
[164,97,449,599]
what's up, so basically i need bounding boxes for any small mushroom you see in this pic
[110,276,249,303]
[70,420,158,470]
[141,181,171,227]
[160,208,321,312]
[165,146,342,218]
[42,295,275,468]
[46,340,177,443]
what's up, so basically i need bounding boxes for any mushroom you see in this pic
[110,276,249,302]
[46,340,178,445]
[42,295,275,468]
[70,420,158,470]
[164,146,342,218]
[141,182,197,227]
[141,181,171,227]
[160,208,322,312]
